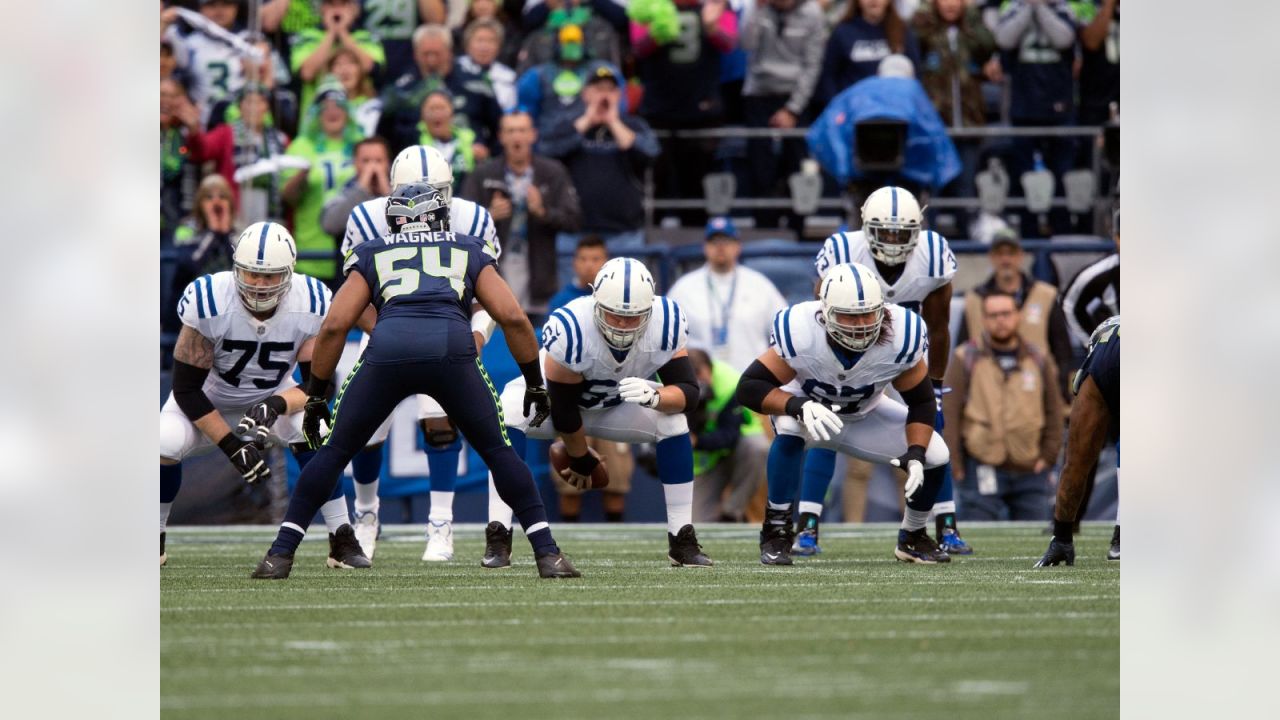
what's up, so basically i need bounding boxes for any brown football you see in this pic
[548,440,610,489]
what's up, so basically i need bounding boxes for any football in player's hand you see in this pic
[549,440,609,490]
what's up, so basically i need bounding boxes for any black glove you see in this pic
[218,434,271,484]
[1034,538,1076,567]
[235,395,287,447]
[302,395,332,450]
[524,384,551,427]
[560,451,600,491]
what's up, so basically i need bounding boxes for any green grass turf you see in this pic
[161,523,1118,719]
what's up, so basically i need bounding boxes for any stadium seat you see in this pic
[741,255,818,305]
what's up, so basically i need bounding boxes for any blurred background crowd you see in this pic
[160,0,1119,526]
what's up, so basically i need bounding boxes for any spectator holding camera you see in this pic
[541,65,660,252]
[463,111,582,312]
[320,136,392,238]
[816,0,921,109]
[943,291,1064,521]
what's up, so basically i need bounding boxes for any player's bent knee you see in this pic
[924,432,950,468]
[653,412,690,441]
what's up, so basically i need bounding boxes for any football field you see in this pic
[161,523,1119,719]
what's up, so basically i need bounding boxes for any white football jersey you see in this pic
[541,295,688,410]
[341,195,501,261]
[813,230,957,312]
[165,25,289,122]
[771,301,927,419]
[177,272,330,409]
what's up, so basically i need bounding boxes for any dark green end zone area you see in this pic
[162,524,1119,719]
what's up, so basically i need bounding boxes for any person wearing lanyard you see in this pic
[667,217,790,374]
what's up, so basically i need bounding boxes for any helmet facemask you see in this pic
[864,221,919,265]
[593,304,651,350]
[234,263,292,313]
[823,304,884,352]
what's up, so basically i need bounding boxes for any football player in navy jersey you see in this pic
[252,183,578,579]
[1036,316,1120,567]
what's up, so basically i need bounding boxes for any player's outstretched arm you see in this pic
[473,265,538,363]
[310,273,373,386]
[922,282,953,383]
[1053,375,1111,526]
[172,326,235,445]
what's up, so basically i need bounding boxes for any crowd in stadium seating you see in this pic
[160,0,1119,524]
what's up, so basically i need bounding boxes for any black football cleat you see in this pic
[1107,525,1120,561]
[327,524,372,569]
[1034,538,1076,567]
[481,521,513,569]
[895,528,951,564]
[668,524,713,567]
[536,551,581,578]
[759,507,795,566]
[160,532,167,567]
[251,553,295,579]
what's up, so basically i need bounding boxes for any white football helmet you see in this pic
[819,263,885,352]
[860,186,923,265]
[233,222,297,312]
[390,145,454,203]
[591,258,656,349]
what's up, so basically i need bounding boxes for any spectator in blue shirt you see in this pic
[547,234,609,312]
[815,0,922,110]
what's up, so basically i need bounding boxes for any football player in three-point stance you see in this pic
[160,222,370,570]
[737,263,954,565]
[252,184,578,579]
[795,186,971,556]
[483,258,713,568]
[338,144,501,562]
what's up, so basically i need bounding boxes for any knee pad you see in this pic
[420,418,459,449]
[653,411,690,441]
[924,431,951,469]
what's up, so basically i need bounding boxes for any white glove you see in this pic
[618,377,660,409]
[800,401,843,442]
[890,447,927,500]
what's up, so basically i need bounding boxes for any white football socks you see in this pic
[488,473,513,529]
[663,481,694,535]
[798,501,823,517]
[319,497,350,533]
[429,491,455,524]
[353,479,380,514]
[901,508,930,532]
[160,503,172,534]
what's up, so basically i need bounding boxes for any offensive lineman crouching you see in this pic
[736,263,954,565]
[485,258,713,567]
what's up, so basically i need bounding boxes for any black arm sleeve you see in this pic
[298,361,312,384]
[899,375,936,426]
[655,356,698,412]
[735,360,784,413]
[547,380,585,434]
[171,360,216,421]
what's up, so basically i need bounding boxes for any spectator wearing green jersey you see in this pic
[282,85,362,282]
[290,0,385,134]
[417,89,481,193]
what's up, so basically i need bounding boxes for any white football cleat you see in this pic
[353,509,380,559]
[422,519,454,562]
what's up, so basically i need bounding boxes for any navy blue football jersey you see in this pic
[344,230,495,363]
[1074,316,1119,429]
